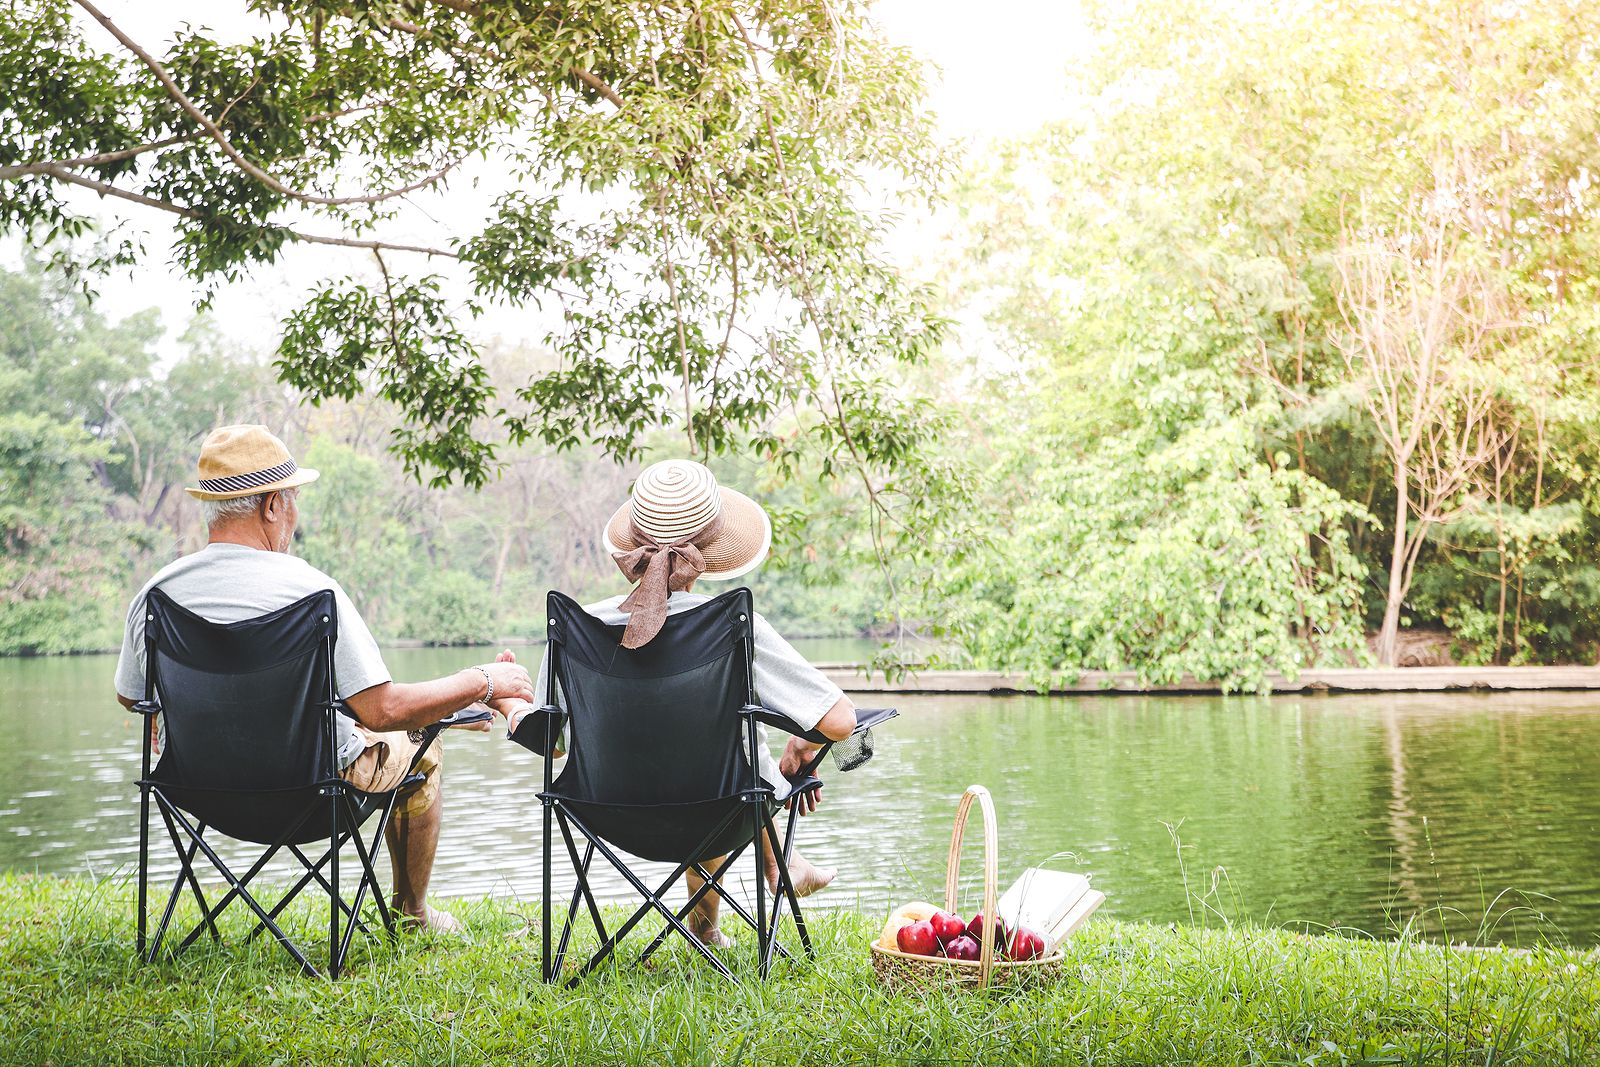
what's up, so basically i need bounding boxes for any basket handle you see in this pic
[943,784,999,988]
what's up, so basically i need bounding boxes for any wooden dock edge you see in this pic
[821,665,1600,696]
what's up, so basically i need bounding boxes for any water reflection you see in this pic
[4,649,1600,946]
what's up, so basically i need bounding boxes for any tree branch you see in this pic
[24,164,200,217]
[73,0,461,208]
[14,165,459,259]
[0,134,194,178]
[571,68,625,108]
[373,248,406,357]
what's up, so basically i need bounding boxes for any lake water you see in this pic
[5,646,1600,946]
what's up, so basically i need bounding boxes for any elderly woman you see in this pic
[494,460,857,946]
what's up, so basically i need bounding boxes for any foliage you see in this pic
[1412,504,1597,665]
[0,0,965,592]
[0,263,154,654]
[943,0,1600,672]
[0,259,885,653]
[11,0,1600,675]
[399,569,497,646]
[940,405,1371,692]
[3,876,1598,1065]
[0,259,292,653]
[279,271,493,489]
[0,414,126,653]
[294,438,420,629]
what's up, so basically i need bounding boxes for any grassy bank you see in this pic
[2,875,1597,1066]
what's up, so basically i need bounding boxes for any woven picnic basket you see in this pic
[869,785,1066,989]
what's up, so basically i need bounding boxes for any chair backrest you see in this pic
[144,587,339,792]
[547,587,757,805]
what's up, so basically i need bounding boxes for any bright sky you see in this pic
[46,1,1091,357]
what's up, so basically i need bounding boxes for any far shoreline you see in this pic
[824,664,1600,696]
[10,643,1600,696]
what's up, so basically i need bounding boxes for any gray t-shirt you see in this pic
[114,542,391,769]
[528,591,845,800]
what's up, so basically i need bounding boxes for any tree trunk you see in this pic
[490,531,513,601]
[1376,466,1410,667]
[1495,549,1509,665]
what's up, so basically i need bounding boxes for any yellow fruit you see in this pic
[877,900,940,950]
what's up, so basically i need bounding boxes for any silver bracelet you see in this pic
[473,666,493,704]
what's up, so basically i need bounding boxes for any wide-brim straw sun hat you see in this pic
[183,424,320,501]
[602,460,771,581]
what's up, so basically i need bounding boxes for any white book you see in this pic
[996,868,1104,950]
[1046,889,1105,949]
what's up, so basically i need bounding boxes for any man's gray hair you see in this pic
[199,487,296,529]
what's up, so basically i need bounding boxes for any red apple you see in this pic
[964,912,1008,951]
[929,909,967,946]
[1007,925,1047,961]
[896,918,939,957]
[944,933,981,961]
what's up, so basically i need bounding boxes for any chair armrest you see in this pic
[747,705,899,743]
[437,706,493,728]
[129,700,161,716]
[324,699,359,721]
[397,707,495,774]
[748,706,831,745]
[748,704,901,782]
[851,707,899,733]
[510,704,566,756]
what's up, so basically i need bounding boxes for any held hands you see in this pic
[475,650,534,705]
[485,650,539,727]
[486,651,565,755]
[453,650,534,730]
[779,736,824,816]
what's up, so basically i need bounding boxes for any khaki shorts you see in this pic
[341,725,442,819]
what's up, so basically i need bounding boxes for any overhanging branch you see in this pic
[0,135,194,177]
[14,165,459,259]
[73,0,462,208]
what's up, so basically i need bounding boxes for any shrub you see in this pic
[399,570,498,646]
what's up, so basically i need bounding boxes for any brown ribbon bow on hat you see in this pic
[611,514,725,648]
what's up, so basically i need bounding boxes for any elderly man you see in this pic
[114,424,532,933]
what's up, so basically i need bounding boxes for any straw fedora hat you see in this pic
[183,424,320,501]
[602,460,771,581]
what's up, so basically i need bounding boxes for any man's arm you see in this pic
[116,694,159,749]
[115,665,532,735]
[344,661,534,734]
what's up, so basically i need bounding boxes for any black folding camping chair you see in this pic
[131,587,486,979]
[511,587,896,984]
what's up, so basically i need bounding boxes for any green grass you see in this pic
[2,874,1597,1066]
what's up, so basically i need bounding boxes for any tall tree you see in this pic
[1333,188,1516,667]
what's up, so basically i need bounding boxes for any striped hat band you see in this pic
[197,459,299,496]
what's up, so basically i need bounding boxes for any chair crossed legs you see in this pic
[539,757,822,983]
[137,747,443,979]
[133,587,477,979]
